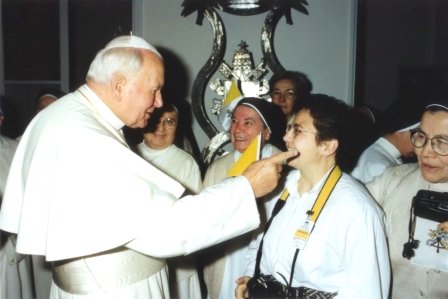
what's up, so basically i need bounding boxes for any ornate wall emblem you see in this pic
[181,0,309,164]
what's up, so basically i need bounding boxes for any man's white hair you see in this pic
[86,35,162,85]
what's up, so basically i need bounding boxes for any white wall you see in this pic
[138,0,357,150]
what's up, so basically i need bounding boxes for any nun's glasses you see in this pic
[158,117,178,129]
[410,129,448,156]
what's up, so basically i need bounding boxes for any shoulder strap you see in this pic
[252,166,342,282]
[253,188,290,277]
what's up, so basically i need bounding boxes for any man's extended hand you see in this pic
[242,150,297,198]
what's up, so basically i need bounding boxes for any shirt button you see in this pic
[10,258,15,263]
[420,290,425,297]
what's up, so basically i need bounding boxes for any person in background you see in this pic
[203,97,287,299]
[367,100,448,298]
[137,103,202,299]
[236,94,390,299]
[35,88,67,114]
[352,104,382,155]
[268,70,312,125]
[351,99,424,184]
[0,35,294,299]
[0,105,34,299]
[16,88,66,142]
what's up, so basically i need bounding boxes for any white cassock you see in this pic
[137,142,203,299]
[0,84,261,299]
[0,134,35,299]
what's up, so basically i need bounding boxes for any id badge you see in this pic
[293,220,315,250]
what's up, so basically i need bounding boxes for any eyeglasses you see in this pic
[286,124,318,137]
[410,129,448,156]
[158,117,178,129]
[271,89,296,100]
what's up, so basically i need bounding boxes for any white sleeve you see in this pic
[126,176,260,258]
[243,229,261,277]
[335,210,390,299]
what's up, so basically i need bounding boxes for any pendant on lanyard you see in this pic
[293,166,342,250]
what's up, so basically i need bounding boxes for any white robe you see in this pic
[0,134,34,299]
[137,142,202,299]
[351,137,402,184]
[137,142,202,195]
[245,169,391,298]
[0,134,18,199]
[202,145,285,299]
[367,164,448,298]
[0,85,261,299]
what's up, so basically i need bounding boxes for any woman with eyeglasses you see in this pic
[367,102,448,299]
[137,103,203,299]
[236,94,390,299]
[269,70,312,125]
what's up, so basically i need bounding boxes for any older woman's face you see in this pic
[271,79,296,120]
[230,105,271,153]
[415,110,448,183]
[143,110,177,150]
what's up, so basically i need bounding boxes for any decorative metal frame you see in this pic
[183,2,308,164]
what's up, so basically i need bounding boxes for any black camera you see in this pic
[413,190,448,223]
[402,190,448,259]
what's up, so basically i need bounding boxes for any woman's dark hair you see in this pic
[269,70,312,113]
[296,94,357,172]
[142,104,178,134]
[424,99,448,114]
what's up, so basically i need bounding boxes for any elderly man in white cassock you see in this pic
[0,36,294,299]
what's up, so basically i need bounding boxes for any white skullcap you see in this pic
[104,35,161,59]
[39,94,58,101]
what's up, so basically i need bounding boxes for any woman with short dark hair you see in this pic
[236,94,390,299]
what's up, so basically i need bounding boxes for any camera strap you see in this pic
[253,165,342,290]
[402,196,420,259]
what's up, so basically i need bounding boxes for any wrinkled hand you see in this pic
[235,276,251,299]
[243,150,297,198]
[437,221,448,233]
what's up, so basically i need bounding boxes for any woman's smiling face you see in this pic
[230,105,270,153]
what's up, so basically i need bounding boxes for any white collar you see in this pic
[376,137,402,160]
[78,85,125,131]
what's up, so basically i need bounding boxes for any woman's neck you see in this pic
[297,161,336,196]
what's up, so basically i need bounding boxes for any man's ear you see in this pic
[321,139,338,156]
[111,75,127,101]
[396,131,406,140]
[264,129,271,141]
